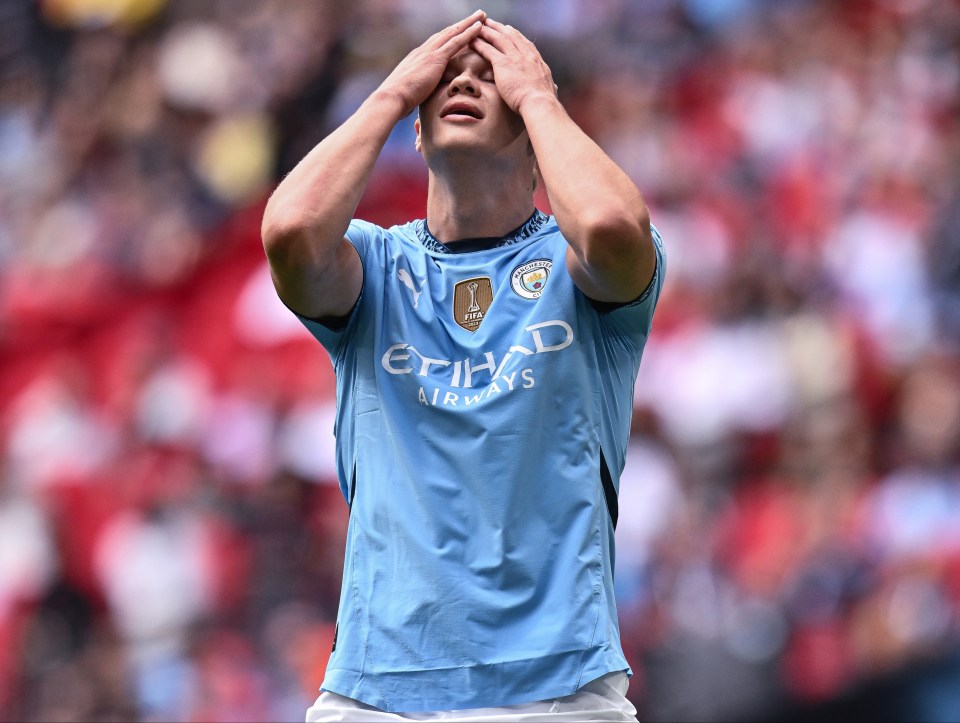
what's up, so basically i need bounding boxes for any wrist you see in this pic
[366,88,412,123]
[516,91,564,120]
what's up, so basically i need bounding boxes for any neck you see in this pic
[425,158,536,243]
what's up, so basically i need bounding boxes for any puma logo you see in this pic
[398,268,423,309]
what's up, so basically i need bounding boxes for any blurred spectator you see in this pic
[1,0,960,721]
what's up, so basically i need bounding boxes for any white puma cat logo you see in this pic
[397,268,423,309]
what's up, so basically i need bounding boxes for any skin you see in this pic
[415,47,536,243]
[261,11,655,318]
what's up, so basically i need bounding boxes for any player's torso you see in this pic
[323,217,631,710]
[357,220,593,422]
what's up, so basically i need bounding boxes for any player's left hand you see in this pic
[470,18,558,116]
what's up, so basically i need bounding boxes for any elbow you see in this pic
[261,215,296,261]
[579,204,652,265]
[582,200,649,241]
[261,205,346,276]
[261,204,316,266]
[261,199,299,252]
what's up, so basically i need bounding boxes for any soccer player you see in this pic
[261,9,665,722]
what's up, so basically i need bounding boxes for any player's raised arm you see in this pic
[261,10,487,319]
[471,19,655,305]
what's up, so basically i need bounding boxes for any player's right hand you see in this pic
[375,9,486,118]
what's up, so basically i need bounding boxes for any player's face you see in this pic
[416,48,528,162]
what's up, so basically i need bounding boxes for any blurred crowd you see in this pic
[1,0,959,721]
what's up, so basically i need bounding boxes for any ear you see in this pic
[414,116,422,154]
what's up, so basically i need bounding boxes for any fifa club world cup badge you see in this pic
[454,277,493,332]
[510,259,552,299]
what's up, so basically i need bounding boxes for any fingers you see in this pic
[449,9,488,35]
[483,17,533,50]
[469,36,502,64]
[438,18,485,57]
[476,22,515,55]
[430,9,487,48]
[479,18,545,63]
[431,10,486,61]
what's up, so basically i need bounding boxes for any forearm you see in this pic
[261,90,405,261]
[469,17,653,300]
[263,6,486,258]
[259,10,485,318]
[521,94,651,264]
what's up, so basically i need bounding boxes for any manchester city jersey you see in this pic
[297,210,666,712]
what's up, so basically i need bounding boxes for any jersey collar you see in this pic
[416,209,549,254]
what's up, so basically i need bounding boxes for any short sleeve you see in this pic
[294,219,380,363]
[594,222,667,351]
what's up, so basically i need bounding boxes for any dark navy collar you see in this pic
[416,209,549,254]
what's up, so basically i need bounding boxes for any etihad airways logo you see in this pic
[380,319,574,407]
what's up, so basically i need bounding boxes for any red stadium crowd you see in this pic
[1,1,959,721]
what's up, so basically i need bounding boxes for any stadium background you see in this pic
[1,0,960,720]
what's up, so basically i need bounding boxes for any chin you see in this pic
[425,136,495,158]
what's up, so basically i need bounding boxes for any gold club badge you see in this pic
[453,277,493,332]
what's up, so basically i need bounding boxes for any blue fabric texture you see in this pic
[296,215,666,712]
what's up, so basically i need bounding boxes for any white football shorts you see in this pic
[305,672,638,722]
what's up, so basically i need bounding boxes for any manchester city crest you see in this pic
[510,259,552,299]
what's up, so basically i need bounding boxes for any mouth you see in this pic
[440,103,483,120]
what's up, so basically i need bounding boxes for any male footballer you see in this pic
[261,9,665,721]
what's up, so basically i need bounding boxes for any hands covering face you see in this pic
[377,9,487,117]
[377,11,557,119]
[469,18,558,116]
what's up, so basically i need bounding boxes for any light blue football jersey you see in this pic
[297,210,666,712]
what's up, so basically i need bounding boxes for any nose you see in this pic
[449,71,479,97]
